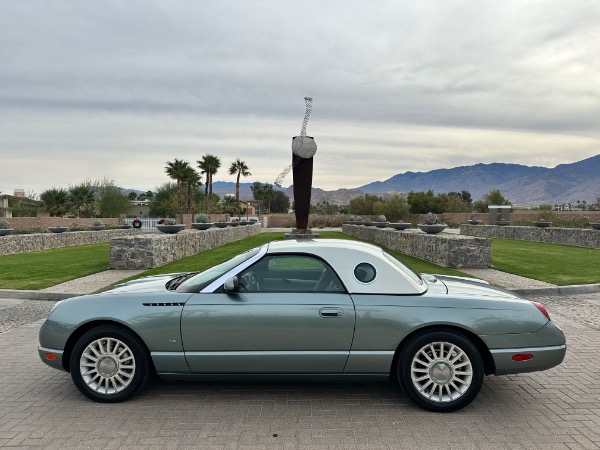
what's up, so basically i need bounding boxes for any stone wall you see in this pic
[3,217,121,231]
[0,229,141,256]
[343,224,491,268]
[460,224,600,249]
[110,224,262,269]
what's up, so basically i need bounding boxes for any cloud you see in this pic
[0,0,599,195]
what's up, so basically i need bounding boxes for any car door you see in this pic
[181,253,355,375]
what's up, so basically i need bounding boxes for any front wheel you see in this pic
[70,325,150,402]
[397,331,484,412]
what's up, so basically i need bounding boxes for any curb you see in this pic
[0,290,76,301]
[511,283,600,297]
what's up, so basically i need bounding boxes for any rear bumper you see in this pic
[491,344,566,375]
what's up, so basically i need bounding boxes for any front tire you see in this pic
[397,331,483,412]
[70,325,150,402]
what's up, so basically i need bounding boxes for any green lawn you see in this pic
[492,238,600,285]
[2,234,597,290]
[0,244,109,290]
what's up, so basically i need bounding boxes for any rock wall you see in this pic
[0,229,140,256]
[110,224,262,269]
[460,224,600,249]
[343,224,491,268]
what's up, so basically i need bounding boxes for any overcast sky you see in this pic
[1,0,599,197]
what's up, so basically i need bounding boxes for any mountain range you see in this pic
[208,154,600,207]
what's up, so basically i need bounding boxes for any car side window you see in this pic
[237,254,345,293]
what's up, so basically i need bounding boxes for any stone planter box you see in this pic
[343,224,490,268]
[0,229,141,256]
[460,224,600,249]
[110,223,262,269]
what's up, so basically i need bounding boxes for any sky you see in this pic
[1,0,599,197]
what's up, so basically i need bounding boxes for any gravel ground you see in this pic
[0,298,56,334]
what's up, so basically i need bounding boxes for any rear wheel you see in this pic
[70,325,150,402]
[397,331,483,412]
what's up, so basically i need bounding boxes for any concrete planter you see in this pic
[214,222,229,228]
[532,221,552,228]
[192,223,214,230]
[48,227,69,233]
[90,225,105,231]
[390,223,412,231]
[417,224,447,234]
[0,229,14,236]
[591,223,600,230]
[156,225,185,234]
[373,222,389,228]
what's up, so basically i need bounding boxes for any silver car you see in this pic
[39,239,566,412]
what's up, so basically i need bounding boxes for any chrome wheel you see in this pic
[80,337,136,395]
[397,331,483,412]
[71,325,150,402]
[410,341,473,403]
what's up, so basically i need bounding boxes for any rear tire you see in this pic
[397,330,483,412]
[70,325,150,402]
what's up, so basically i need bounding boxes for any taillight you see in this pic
[532,301,551,321]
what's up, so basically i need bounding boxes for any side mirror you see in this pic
[223,276,240,293]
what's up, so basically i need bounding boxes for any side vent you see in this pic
[143,302,186,307]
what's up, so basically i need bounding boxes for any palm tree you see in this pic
[165,159,192,221]
[183,166,201,217]
[40,188,70,217]
[197,154,221,214]
[228,159,251,218]
[68,185,96,218]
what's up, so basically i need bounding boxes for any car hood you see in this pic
[96,273,188,294]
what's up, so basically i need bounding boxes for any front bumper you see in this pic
[38,346,66,372]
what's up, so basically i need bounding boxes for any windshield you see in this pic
[176,247,261,293]
[382,251,424,285]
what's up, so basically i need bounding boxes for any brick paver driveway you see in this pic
[1,293,599,449]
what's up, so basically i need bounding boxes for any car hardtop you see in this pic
[263,239,427,295]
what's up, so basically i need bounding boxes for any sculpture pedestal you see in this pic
[284,228,320,240]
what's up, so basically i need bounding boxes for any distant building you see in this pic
[128,200,151,218]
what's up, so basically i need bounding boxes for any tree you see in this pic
[183,166,202,216]
[97,184,131,217]
[127,192,138,200]
[40,188,70,217]
[372,194,409,222]
[270,190,290,213]
[348,194,382,216]
[473,189,511,213]
[251,182,275,213]
[165,159,193,221]
[149,183,178,218]
[222,195,237,215]
[68,184,96,218]
[197,154,221,214]
[228,159,251,218]
[407,190,444,214]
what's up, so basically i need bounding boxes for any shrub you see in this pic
[377,215,387,222]
[0,219,10,230]
[194,213,211,223]
[421,212,444,225]
[163,218,177,225]
[93,219,104,226]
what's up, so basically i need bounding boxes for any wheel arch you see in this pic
[61,320,154,374]
[390,324,496,377]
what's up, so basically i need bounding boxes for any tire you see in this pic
[70,325,151,403]
[397,330,483,412]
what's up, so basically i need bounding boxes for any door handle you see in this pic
[319,307,343,318]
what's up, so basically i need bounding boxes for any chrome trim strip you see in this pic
[184,350,350,357]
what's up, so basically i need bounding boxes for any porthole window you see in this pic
[354,262,377,284]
